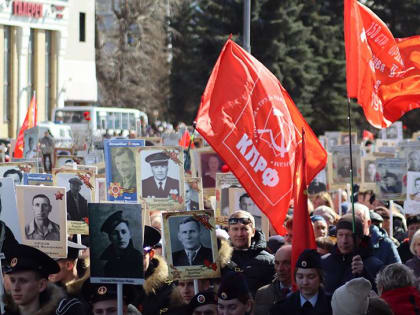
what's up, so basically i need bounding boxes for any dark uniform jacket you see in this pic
[172,246,213,266]
[398,239,413,263]
[142,176,179,198]
[321,237,384,296]
[230,230,275,296]
[270,289,332,315]
[66,191,88,221]
[101,241,143,278]
[3,283,86,315]
[134,255,185,315]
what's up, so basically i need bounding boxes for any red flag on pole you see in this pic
[345,0,420,128]
[195,39,327,233]
[14,92,37,158]
[291,130,316,288]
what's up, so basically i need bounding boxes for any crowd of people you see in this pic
[3,189,420,315]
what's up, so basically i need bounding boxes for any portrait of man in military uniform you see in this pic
[141,151,180,198]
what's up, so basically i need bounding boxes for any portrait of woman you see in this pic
[201,154,222,188]
[100,210,142,278]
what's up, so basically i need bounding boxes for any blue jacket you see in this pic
[370,225,401,265]
[321,237,384,296]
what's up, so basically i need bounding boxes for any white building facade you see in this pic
[0,0,96,138]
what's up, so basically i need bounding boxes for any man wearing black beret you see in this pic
[217,272,253,315]
[270,249,332,315]
[189,291,217,315]
[81,279,141,314]
[141,151,179,198]
[3,244,86,315]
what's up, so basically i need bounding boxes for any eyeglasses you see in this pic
[228,217,252,225]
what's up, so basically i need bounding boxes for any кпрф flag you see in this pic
[195,38,326,234]
[345,0,420,128]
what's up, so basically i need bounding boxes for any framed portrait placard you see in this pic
[162,210,220,280]
[0,178,21,243]
[15,185,67,258]
[136,146,184,211]
[77,164,98,175]
[195,148,224,193]
[215,172,242,218]
[380,121,403,141]
[23,173,53,186]
[327,145,361,188]
[375,158,407,201]
[0,162,36,185]
[104,139,145,202]
[89,203,144,285]
[404,171,420,215]
[53,168,95,234]
[23,128,39,160]
[360,156,378,190]
[339,132,357,146]
[397,141,420,172]
[228,187,270,241]
[324,131,341,152]
[184,177,204,211]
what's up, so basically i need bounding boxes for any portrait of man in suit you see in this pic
[172,216,212,266]
[185,182,199,211]
[111,147,136,192]
[142,151,179,198]
[66,177,88,221]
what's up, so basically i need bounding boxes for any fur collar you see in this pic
[143,255,169,295]
[218,238,233,268]
[5,283,66,315]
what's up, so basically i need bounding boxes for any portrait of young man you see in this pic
[24,194,60,241]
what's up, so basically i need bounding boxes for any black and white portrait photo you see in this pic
[363,159,377,183]
[162,210,220,280]
[171,216,213,266]
[137,147,184,210]
[184,178,203,211]
[53,169,95,234]
[329,145,361,186]
[89,203,144,284]
[16,185,67,258]
[381,121,402,140]
[376,158,406,201]
[408,150,420,172]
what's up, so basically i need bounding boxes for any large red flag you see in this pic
[14,92,37,158]
[345,0,420,128]
[195,39,327,233]
[291,131,316,288]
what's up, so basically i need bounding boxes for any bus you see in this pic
[52,106,148,138]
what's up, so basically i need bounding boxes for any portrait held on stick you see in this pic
[88,202,144,284]
[104,139,144,202]
[137,146,184,210]
[53,168,95,234]
[16,185,67,258]
[162,210,220,280]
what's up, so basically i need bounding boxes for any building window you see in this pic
[3,27,10,123]
[79,12,86,42]
[28,28,34,103]
[45,31,51,120]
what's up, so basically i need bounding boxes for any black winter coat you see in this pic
[101,241,143,278]
[230,230,275,296]
[270,289,332,315]
[321,237,384,296]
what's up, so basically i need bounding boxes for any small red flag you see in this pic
[345,0,420,128]
[14,92,37,159]
[291,131,316,289]
[195,39,327,234]
[178,130,195,149]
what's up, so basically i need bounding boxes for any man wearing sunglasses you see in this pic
[228,210,275,297]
